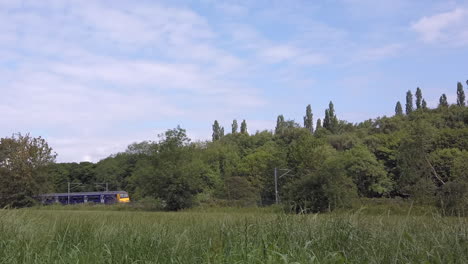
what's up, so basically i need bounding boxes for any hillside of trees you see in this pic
[1,81,468,214]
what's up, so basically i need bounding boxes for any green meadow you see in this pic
[1,206,467,264]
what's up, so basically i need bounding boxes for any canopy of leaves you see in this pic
[36,86,468,213]
[0,133,56,207]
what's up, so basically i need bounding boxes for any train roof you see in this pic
[39,191,128,197]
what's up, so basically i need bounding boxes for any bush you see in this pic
[437,181,468,216]
[223,176,259,207]
[407,177,437,205]
[285,157,358,213]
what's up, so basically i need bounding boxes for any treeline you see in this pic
[1,81,468,213]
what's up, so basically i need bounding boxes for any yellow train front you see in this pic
[39,191,131,205]
[117,192,130,203]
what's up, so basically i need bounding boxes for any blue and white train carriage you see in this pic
[39,191,130,205]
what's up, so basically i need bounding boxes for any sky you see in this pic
[1,0,467,162]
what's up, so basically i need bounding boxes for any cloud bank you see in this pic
[1,0,466,162]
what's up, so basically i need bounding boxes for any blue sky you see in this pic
[1,0,467,162]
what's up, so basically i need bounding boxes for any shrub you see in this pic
[437,181,468,216]
[285,157,358,213]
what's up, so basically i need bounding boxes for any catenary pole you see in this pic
[274,168,293,204]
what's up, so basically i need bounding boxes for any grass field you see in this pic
[1,206,468,263]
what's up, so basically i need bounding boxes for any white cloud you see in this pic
[356,44,404,62]
[2,0,464,162]
[294,53,329,66]
[259,45,328,66]
[0,61,265,162]
[1,71,180,125]
[0,1,271,162]
[76,2,215,47]
[50,60,227,94]
[260,45,299,63]
[411,8,468,45]
[225,23,330,67]
[215,2,248,16]
[48,130,162,162]
[342,0,409,17]
[226,23,267,50]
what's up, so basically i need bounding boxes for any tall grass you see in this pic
[0,207,467,263]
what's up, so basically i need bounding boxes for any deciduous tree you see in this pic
[457,82,466,107]
[439,94,448,108]
[422,99,427,110]
[323,110,330,130]
[231,119,238,134]
[303,104,314,133]
[395,101,403,116]
[406,90,413,114]
[416,87,423,109]
[240,120,248,134]
[323,101,338,133]
[275,115,285,134]
[0,133,56,207]
[212,120,221,141]
[397,120,436,201]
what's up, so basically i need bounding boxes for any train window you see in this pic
[119,193,129,198]
[88,195,100,203]
[71,196,84,203]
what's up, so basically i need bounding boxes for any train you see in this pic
[38,191,130,205]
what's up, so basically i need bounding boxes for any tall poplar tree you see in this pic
[439,94,448,107]
[231,119,238,134]
[275,115,285,134]
[323,101,338,132]
[457,82,466,107]
[406,90,413,115]
[240,120,247,134]
[422,99,427,110]
[303,104,314,133]
[323,109,330,130]
[316,118,322,130]
[212,120,221,141]
[395,101,403,116]
[415,87,422,109]
[329,101,338,130]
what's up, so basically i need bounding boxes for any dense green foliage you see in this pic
[303,104,314,133]
[0,133,56,207]
[405,90,413,114]
[439,94,449,108]
[415,87,422,110]
[240,120,248,134]
[457,82,466,107]
[1,208,468,263]
[395,101,403,116]
[231,119,238,134]
[2,84,468,214]
[323,101,338,133]
[212,120,224,141]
